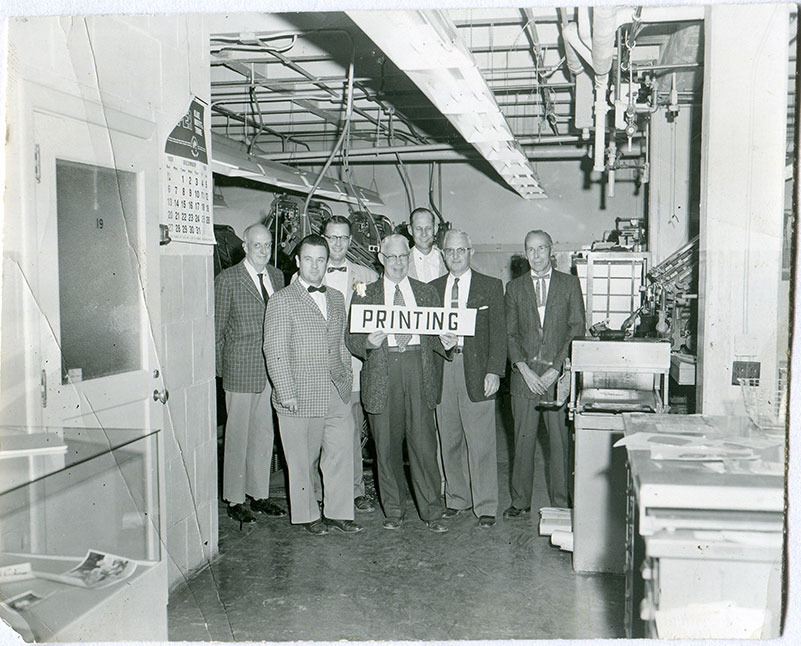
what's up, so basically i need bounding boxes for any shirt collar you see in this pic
[385,275,410,290]
[413,245,437,258]
[298,276,321,292]
[244,257,267,275]
[530,268,552,280]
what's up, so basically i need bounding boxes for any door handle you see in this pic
[153,389,169,404]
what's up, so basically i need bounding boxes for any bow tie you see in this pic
[307,284,327,293]
[327,266,347,273]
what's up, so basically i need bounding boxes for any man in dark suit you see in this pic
[346,234,449,533]
[504,230,585,518]
[264,234,361,536]
[431,230,507,528]
[215,223,287,524]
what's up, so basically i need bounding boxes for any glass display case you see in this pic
[0,426,166,642]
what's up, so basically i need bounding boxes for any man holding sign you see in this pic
[431,230,507,529]
[347,234,451,533]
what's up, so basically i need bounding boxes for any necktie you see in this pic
[327,266,347,273]
[258,273,269,303]
[450,277,460,309]
[307,284,327,293]
[393,284,411,349]
[534,275,547,307]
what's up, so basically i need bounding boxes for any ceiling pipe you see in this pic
[592,6,618,172]
[260,142,643,165]
[558,8,585,76]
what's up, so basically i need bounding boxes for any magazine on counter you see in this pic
[34,550,136,589]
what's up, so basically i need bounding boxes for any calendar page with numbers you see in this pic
[163,97,214,244]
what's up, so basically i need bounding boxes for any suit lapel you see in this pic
[522,273,543,331]
[294,279,326,321]
[238,262,264,303]
[542,271,560,329]
[466,273,483,308]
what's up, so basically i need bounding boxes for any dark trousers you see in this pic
[510,393,572,509]
[368,349,444,522]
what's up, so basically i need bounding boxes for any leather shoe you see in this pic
[354,495,376,513]
[226,503,256,524]
[324,518,363,533]
[249,497,287,517]
[304,519,329,535]
[478,515,496,528]
[502,505,530,519]
[441,507,463,519]
[382,517,403,530]
[425,519,449,533]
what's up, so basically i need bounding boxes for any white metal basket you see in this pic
[738,377,787,436]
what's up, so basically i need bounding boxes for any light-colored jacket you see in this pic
[264,280,352,417]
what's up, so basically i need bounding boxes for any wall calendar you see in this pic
[163,97,214,244]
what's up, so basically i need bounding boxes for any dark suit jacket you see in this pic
[505,269,585,400]
[215,260,284,393]
[346,277,445,414]
[430,270,507,402]
[263,280,352,417]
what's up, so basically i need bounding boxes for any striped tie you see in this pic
[451,277,460,308]
[393,285,411,349]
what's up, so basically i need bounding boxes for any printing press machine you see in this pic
[568,338,671,574]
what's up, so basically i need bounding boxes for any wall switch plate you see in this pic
[732,360,760,385]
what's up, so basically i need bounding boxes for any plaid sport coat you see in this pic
[215,260,285,393]
[346,277,445,414]
[263,279,352,417]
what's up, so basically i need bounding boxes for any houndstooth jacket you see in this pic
[215,260,285,393]
[263,279,353,417]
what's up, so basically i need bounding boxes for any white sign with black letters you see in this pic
[350,305,476,336]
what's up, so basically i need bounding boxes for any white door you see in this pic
[32,108,165,431]
[27,104,165,565]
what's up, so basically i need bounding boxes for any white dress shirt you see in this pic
[298,277,327,320]
[445,269,472,348]
[244,258,275,299]
[323,261,350,297]
[411,245,445,283]
[383,276,420,347]
[530,269,551,324]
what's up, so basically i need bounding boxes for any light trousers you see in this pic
[223,387,274,504]
[437,354,499,518]
[278,383,354,524]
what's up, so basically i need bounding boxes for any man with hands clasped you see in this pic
[504,230,585,518]
[431,230,507,528]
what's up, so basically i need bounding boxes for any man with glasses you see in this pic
[407,207,447,283]
[504,230,585,519]
[431,230,506,528]
[347,234,451,532]
[215,223,287,524]
[321,215,379,513]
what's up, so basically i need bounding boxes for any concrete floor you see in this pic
[168,397,626,641]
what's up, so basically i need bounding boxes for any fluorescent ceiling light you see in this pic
[348,9,546,199]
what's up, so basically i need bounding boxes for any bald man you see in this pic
[215,223,287,524]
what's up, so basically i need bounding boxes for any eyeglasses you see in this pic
[324,234,350,243]
[382,253,410,263]
[443,247,470,257]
